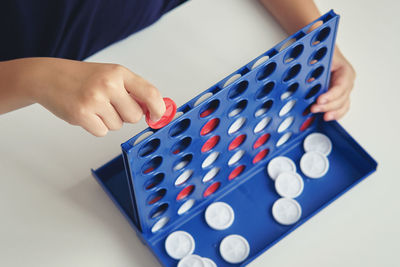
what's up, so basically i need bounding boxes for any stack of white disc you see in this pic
[300,133,331,179]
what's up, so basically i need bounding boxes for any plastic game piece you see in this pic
[275,172,304,198]
[202,167,220,183]
[177,199,195,215]
[272,198,302,225]
[205,202,235,230]
[228,134,246,150]
[202,258,217,267]
[300,151,329,178]
[228,150,245,166]
[219,234,250,264]
[165,231,195,260]
[145,97,177,129]
[202,152,220,168]
[303,132,332,156]
[177,254,205,267]
[267,156,297,180]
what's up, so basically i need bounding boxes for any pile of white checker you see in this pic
[165,132,332,266]
[268,132,332,225]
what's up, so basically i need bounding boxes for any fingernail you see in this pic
[150,114,162,122]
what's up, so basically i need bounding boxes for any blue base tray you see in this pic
[92,120,377,266]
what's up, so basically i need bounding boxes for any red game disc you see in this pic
[146,97,177,129]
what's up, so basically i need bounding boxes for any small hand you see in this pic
[311,47,356,121]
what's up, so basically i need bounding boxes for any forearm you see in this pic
[259,0,321,35]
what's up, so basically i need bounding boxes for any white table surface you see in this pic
[1,0,399,266]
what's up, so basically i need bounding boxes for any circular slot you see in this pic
[251,55,269,70]
[139,139,160,157]
[253,149,270,164]
[200,99,220,118]
[276,132,292,147]
[253,133,270,149]
[143,156,162,174]
[203,181,221,197]
[283,64,301,82]
[228,134,246,151]
[277,116,294,133]
[200,118,220,136]
[312,27,331,45]
[171,137,192,155]
[307,66,324,83]
[176,185,195,201]
[175,170,193,186]
[203,167,220,183]
[228,117,246,135]
[223,74,241,88]
[256,62,277,81]
[150,203,168,219]
[284,44,304,63]
[202,151,220,168]
[170,119,191,137]
[177,199,195,215]
[228,99,248,117]
[309,47,328,65]
[145,173,165,190]
[151,216,169,233]
[228,150,245,166]
[279,100,296,117]
[228,80,248,99]
[255,100,273,117]
[254,117,271,133]
[256,81,275,100]
[300,116,316,131]
[281,82,299,100]
[148,188,167,205]
[194,92,213,107]
[173,154,193,171]
[303,103,314,116]
[305,84,322,99]
[201,135,220,153]
[229,165,245,180]
[133,131,153,146]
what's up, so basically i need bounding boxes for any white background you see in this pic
[1,0,399,266]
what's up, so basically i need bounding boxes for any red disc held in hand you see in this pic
[146,97,177,129]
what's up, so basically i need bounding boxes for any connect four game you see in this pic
[92,10,377,267]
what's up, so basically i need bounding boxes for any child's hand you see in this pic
[29,58,166,136]
[311,48,356,121]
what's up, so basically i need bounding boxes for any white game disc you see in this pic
[205,202,235,230]
[219,234,250,264]
[303,132,332,156]
[272,198,302,225]
[178,254,205,267]
[300,151,329,178]
[267,156,297,180]
[165,231,195,260]
[275,172,304,198]
[202,257,217,267]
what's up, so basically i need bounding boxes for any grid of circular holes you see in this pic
[228,117,246,135]
[133,131,153,146]
[257,62,277,81]
[284,44,304,63]
[256,81,275,100]
[228,150,245,166]
[201,135,220,153]
[202,151,220,168]
[228,80,248,99]
[223,74,241,88]
[300,116,316,131]
[310,47,328,65]
[228,134,246,151]
[172,137,192,155]
[276,132,292,147]
[203,181,221,197]
[176,185,195,201]
[255,100,273,118]
[194,92,213,107]
[177,199,195,215]
[151,217,169,233]
[147,188,167,205]
[203,167,220,183]
[200,99,220,118]
[229,165,245,180]
[305,84,322,100]
[253,149,270,164]
[253,133,270,149]
[312,27,331,46]
[307,66,324,83]
[281,82,299,100]
[200,118,220,136]
[228,99,247,118]
[254,117,271,133]
[279,100,296,117]
[145,173,165,190]
[175,170,193,186]
[143,156,162,174]
[283,64,301,82]
[251,55,269,70]
[139,138,160,157]
[150,203,168,219]
[303,102,314,116]
[173,154,193,171]
[170,119,191,137]
[277,116,294,133]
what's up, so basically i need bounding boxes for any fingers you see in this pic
[324,99,350,121]
[97,103,123,131]
[311,85,350,113]
[109,89,144,124]
[121,69,166,121]
[80,114,109,137]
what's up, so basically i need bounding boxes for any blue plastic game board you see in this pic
[92,10,377,266]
